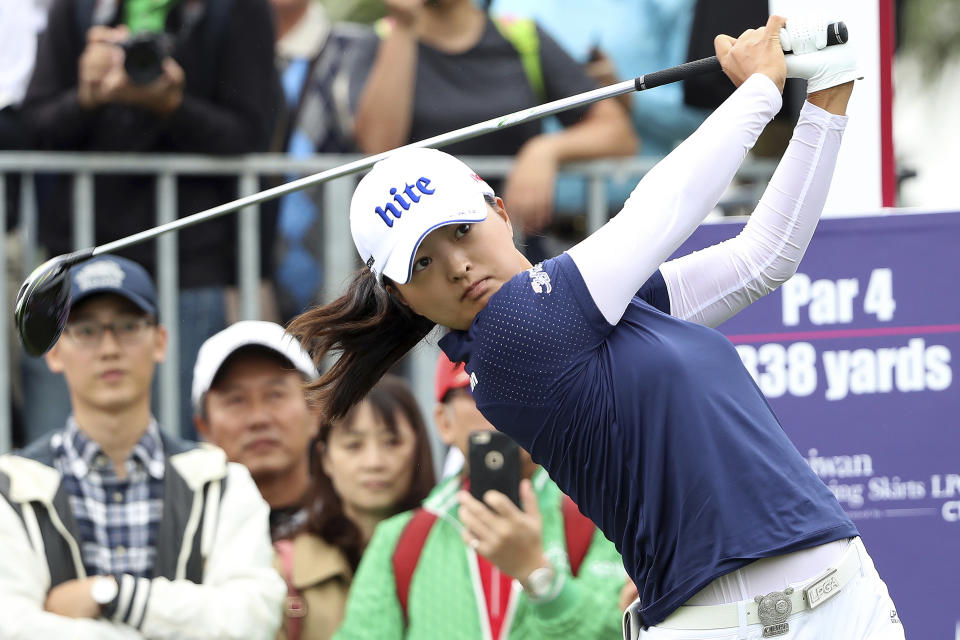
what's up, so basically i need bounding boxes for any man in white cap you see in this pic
[192,320,320,541]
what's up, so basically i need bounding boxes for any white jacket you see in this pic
[0,431,285,640]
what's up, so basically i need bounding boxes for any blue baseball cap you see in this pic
[69,255,158,316]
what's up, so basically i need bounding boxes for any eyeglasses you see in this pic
[62,316,157,348]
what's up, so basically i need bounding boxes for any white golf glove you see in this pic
[779,17,831,55]
[781,17,862,93]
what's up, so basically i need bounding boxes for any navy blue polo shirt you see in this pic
[439,253,857,625]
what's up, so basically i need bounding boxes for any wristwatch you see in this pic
[523,562,557,601]
[90,576,119,616]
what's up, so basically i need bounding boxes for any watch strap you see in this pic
[105,573,153,629]
[100,576,120,619]
[524,561,565,604]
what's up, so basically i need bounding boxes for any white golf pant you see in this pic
[624,538,904,640]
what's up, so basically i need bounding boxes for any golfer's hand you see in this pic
[504,136,559,233]
[458,479,548,583]
[44,577,101,619]
[715,15,788,92]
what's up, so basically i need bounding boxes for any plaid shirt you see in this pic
[52,418,165,578]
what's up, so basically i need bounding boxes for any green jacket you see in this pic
[335,469,625,639]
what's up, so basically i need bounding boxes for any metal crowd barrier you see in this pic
[0,152,777,456]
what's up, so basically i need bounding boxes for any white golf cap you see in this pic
[350,147,494,284]
[191,321,319,414]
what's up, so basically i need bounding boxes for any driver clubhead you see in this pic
[15,249,93,356]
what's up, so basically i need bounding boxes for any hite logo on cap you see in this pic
[374,177,436,228]
[75,260,126,292]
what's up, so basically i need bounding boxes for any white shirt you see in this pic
[0,0,52,108]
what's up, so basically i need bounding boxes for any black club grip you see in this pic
[634,21,848,92]
[828,21,848,46]
[635,57,722,92]
[783,21,849,52]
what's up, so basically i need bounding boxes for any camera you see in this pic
[120,33,171,85]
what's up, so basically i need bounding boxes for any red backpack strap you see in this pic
[274,539,306,640]
[392,508,438,625]
[562,494,596,577]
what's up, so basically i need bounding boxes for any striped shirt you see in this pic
[52,417,165,578]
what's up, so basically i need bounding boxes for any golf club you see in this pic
[14,21,848,356]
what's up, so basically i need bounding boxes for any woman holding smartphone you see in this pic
[333,354,625,639]
[291,17,903,640]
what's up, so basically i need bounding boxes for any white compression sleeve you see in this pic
[661,100,848,328]
[567,74,783,325]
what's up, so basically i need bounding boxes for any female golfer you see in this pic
[291,16,902,640]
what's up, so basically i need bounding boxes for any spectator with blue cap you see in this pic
[20,0,281,444]
[0,255,285,640]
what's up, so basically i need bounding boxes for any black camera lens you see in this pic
[122,34,167,85]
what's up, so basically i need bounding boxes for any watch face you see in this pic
[527,566,555,598]
[91,577,118,605]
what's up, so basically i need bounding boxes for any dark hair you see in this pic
[303,374,436,570]
[287,193,498,419]
[287,267,435,421]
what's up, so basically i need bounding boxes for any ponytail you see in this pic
[287,267,435,420]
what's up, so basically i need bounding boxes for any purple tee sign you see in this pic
[674,211,959,640]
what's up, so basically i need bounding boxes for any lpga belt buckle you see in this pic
[755,587,793,637]
[803,567,842,609]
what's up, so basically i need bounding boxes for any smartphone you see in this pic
[468,430,521,508]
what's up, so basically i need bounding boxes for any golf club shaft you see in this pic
[91,59,717,257]
[92,20,847,258]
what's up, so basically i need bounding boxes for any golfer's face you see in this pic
[394,202,523,330]
[45,295,165,414]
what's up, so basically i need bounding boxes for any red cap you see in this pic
[435,352,470,402]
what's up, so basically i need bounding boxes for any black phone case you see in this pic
[468,430,521,508]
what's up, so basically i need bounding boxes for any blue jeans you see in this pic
[20,287,226,443]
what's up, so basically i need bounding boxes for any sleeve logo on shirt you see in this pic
[528,263,552,294]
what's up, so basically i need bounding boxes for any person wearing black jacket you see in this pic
[21,0,281,442]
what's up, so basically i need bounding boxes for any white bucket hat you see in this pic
[349,148,495,284]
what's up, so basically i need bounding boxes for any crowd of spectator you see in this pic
[0,255,634,637]
[0,0,748,636]
[1,0,724,441]
[0,256,285,639]
[335,354,627,639]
